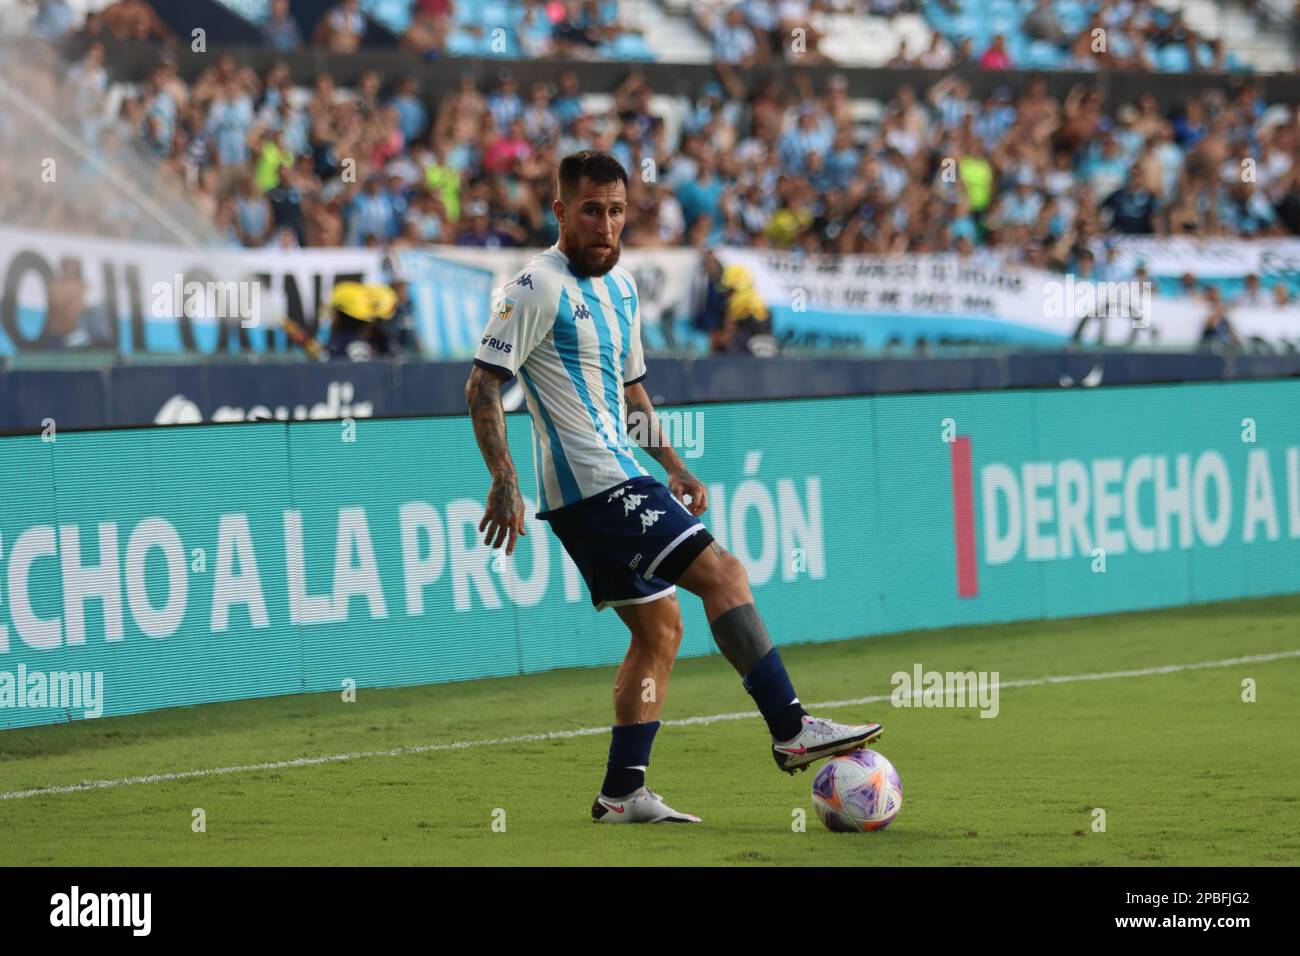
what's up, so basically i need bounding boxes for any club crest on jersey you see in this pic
[573,303,591,321]
[497,299,515,323]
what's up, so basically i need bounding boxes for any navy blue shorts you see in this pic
[540,476,714,611]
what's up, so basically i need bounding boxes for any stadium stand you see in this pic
[1,0,1298,364]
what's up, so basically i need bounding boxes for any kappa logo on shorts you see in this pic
[640,509,666,533]
[622,493,648,516]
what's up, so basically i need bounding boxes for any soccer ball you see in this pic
[811,749,903,832]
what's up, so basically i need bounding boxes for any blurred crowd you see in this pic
[692,0,1272,72]
[0,1,1294,363]
[20,0,1292,71]
[18,0,647,60]
[5,1,1300,359]
[40,27,1300,273]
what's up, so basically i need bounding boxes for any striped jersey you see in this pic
[473,245,650,515]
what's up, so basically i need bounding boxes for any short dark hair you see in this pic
[557,150,628,201]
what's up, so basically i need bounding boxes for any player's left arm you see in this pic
[623,381,708,517]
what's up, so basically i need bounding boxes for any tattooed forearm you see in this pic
[466,367,517,482]
[624,382,683,471]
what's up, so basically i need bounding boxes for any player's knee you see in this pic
[715,548,751,599]
[689,548,751,605]
[636,616,682,664]
[656,616,684,655]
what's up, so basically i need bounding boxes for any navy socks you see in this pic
[602,720,660,798]
[743,648,808,741]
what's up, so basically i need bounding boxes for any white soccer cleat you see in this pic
[591,786,702,823]
[771,715,884,774]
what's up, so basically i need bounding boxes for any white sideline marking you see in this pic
[2,649,1297,802]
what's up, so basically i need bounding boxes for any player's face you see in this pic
[556,178,625,277]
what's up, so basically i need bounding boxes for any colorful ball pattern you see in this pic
[811,748,903,832]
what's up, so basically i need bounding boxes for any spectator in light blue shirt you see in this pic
[347,176,397,246]
[743,0,778,33]
[1111,104,1144,163]
[206,83,256,167]
[711,6,758,66]
[973,93,1015,148]
[686,81,742,135]
[391,77,428,144]
[825,127,860,189]
[1001,176,1044,226]
[1223,182,1275,235]
[261,0,303,51]
[806,151,834,194]
[521,81,560,144]
[610,136,635,178]
[779,105,834,174]
[934,87,970,132]
[32,0,75,40]
[1082,136,1129,200]
[930,74,972,135]
[876,150,909,201]
[552,71,584,130]
[145,88,177,153]
[487,74,523,133]
[279,102,310,156]
[949,209,978,243]
[741,0,777,55]
[676,150,725,239]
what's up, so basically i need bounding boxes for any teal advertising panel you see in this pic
[2,379,1299,728]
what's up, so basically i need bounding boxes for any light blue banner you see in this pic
[398,251,495,359]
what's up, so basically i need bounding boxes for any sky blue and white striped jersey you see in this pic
[473,245,650,515]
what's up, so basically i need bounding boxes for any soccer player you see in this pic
[465,151,882,824]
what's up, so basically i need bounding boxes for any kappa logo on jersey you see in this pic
[573,303,592,321]
[515,273,534,289]
[481,336,513,354]
[640,509,666,533]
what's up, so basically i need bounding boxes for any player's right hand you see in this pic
[480,479,528,556]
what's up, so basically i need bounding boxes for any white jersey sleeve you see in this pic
[474,278,556,379]
[623,288,647,386]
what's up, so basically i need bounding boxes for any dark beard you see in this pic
[567,241,621,277]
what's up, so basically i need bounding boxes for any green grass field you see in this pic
[2,595,1299,866]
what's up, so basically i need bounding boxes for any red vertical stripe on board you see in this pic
[951,436,978,597]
